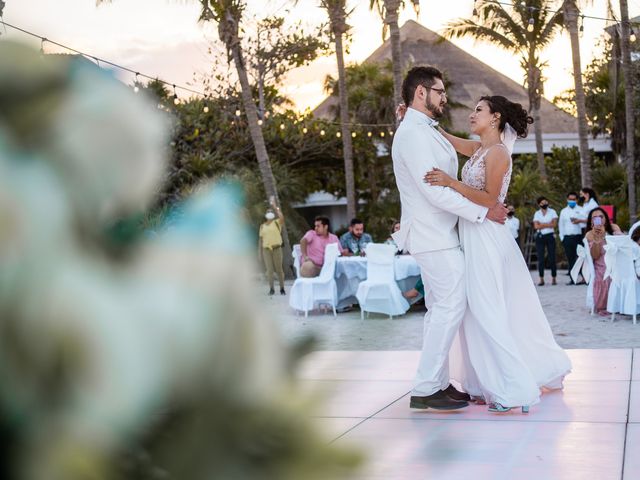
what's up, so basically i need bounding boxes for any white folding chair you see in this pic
[292,244,302,279]
[604,235,640,324]
[355,243,410,319]
[288,243,339,317]
[629,220,640,239]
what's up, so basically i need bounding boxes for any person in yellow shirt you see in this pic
[259,199,285,295]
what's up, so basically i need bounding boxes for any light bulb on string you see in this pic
[351,131,357,138]
[472,0,478,16]
[527,17,534,33]
[579,15,584,33]
[235,109,241,117]
[336,132,341,138]
[302,127,308,134]
[320,129,325,136]
[280,123,285,130]
[40,37,47,55]
[389,130,394,136]
[133,73,140,93]
[258,119,263,126]
[173,85,179,105]
[631,29,637,43]
[380,131,385,138]
[367,131,372,137]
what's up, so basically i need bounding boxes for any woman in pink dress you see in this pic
[585,207,623,315]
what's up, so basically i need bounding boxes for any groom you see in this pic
[392,66,507,410]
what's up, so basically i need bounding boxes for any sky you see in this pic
[2,0,639,111]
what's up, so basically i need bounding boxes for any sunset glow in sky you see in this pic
[3,0,639,110]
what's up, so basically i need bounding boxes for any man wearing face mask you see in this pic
[504,204,520,246]
[258,199,286,295]
[533,196,558,286]
[559,192,585,285]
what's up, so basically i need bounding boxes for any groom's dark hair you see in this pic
[402,66,443,107]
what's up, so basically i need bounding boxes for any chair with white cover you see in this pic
[629,220,640,239]
[571,238,595,314]
[289,243,339,317]
[292,244,302,278]
[604,235,640,324]
[356,243,410,319]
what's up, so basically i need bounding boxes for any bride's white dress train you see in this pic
[450,145,572,408]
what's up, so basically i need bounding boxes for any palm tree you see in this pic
[320,0,357,220]
[618,0,637,222]
[562,1,592,187]
[443,0,564,180]
[368,0,420,109]
[198,1,295,266]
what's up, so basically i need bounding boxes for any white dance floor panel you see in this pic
[298,349,638,479]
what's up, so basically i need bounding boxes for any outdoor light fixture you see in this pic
[352,132,357,138]
[258,119,263,126]
[631,29,637,43]
[302,127,308,134]
[203,105,209,113]
[173,85,179,105]
[133,73,140,93]
[320,129,325,136]
[336,132,341,138]
[280,123,285,130]
[235,109,241,117]
[527,18,534,32]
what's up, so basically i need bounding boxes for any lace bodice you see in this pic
[461,144,512,203]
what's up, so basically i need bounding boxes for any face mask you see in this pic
[579,195,585,202]
[540,204,548,210]
[568,201,577,208]
[265,212,275,220]
[507,212,514,217]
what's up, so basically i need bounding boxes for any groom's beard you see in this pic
[426,96,445,119]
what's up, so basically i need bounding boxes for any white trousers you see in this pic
[411,247,467,396]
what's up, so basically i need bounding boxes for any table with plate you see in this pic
[334,255,421,309]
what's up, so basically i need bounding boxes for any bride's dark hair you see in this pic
[479,95,534,138]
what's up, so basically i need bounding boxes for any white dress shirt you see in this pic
[505,215,520,238]
[533,208,558,235]
[559,205,585,240]
[582,198,599,215]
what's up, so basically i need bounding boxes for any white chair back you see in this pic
[364,243,396,283]
[604,236,637,286]
[629,221,640,239]
[292,244,302,278]
[317,243,339,281]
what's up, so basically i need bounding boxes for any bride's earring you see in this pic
[490,121,495,129]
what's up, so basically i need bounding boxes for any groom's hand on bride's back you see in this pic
[486,202,509,224]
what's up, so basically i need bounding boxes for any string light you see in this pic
[472,0,478,16]
[133,72,140,93]
[320,129,325,136]
[527,16,534,33]
[40,37,46,55]
[336,132,341,138]
[367,131,372,137]
[258,119,263,126]
[351,131,357,138]
[579,15,584,33]
[280,123,286,130]
[173,84,179,105]
[302,127,308,134]
[235,109,241,117]
[631,29,637,43]
[380,131,385,137]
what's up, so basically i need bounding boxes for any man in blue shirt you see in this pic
[340,218,373,256]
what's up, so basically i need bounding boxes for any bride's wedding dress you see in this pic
[450,144,572,408]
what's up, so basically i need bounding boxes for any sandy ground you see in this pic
[265,271,640,350]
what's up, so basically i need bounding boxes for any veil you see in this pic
[501,122,518,155]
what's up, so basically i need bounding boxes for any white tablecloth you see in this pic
[334,255,421,308]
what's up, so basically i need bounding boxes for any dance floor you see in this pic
[299,349,638,479]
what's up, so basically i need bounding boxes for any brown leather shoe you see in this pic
[410,390,469,410]
[443,384,471,402]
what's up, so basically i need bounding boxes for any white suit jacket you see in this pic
[391,108,488,254]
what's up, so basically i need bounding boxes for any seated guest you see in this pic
[631,228,640,278]
[385,221,404,253]
[585,207,623,315]
[300,216,342,277]
[340,218,373,256]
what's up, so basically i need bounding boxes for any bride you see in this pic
[423,95,572,412]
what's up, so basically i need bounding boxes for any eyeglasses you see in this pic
[424,86,447,98]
